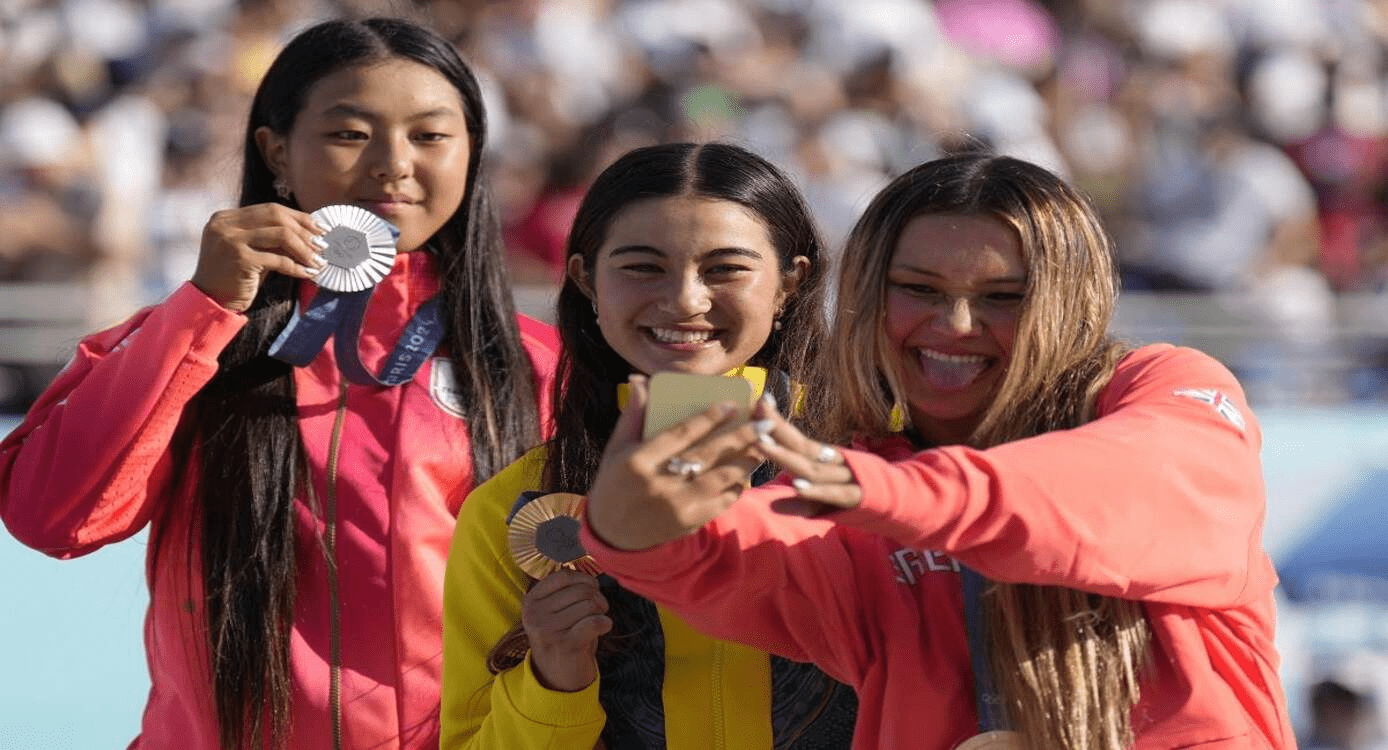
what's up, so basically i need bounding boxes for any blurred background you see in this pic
[1,0,1387,747]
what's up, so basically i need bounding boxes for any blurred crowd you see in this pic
[4,0,1388,405]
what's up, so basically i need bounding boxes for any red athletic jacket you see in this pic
[1,251,558,749]
[583,344,1294,749]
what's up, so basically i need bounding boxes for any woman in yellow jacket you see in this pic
[440,142,857,749]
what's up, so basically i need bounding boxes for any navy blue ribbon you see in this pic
[269,287,444,387]
[962,565,1009,732]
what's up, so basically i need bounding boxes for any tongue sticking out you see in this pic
[918,352,988,391]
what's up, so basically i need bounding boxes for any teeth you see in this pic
[918,349,986,364]
[650,328,714,344]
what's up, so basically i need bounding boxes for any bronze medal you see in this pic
[507,492,601,579]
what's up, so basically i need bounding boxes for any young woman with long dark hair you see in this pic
[440,142,858,749]
[0,17,557,750]
[578,152,1294,749]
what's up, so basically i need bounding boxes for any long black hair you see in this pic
[544,141,830,495]
[161,18,541,749]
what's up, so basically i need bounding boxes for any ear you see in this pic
[254,126,289,183]
[567,254,595,300]
[775,255,811,310]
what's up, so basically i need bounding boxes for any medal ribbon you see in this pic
[269,287,444,387]
[962,566,1010,732]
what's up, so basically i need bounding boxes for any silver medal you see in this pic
[309,204,398,292]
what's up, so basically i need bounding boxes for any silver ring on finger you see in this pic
[664,456,705,480]
[814,444,839,464]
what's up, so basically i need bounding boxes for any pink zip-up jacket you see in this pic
[1,251,558,750]
[582,344,1295,749]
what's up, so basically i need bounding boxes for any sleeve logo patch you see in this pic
[1173,388,1246,432]
[428,357,467,419]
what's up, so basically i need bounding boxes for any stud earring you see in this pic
[274,179,292,200]
[591,300,598,316]
[773,319,783,331]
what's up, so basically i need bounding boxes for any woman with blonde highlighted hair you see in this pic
[576,151,1295,749]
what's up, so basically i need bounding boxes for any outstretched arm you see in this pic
[756,346,1272,609]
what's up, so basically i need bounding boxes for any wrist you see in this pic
[528,646,598,693]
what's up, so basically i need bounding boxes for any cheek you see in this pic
[425,151,472,201]
[592,273,639,323]
[290,144,347,178]
[723,286,778,334]
[883,296,922,348]
[992,312,1021,357]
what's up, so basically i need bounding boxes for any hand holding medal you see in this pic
[505,491,609,693]
[191,203,331,313]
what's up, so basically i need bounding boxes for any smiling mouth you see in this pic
[359,199,415,209]
[647,327,718,345]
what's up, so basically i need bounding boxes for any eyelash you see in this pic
[326,131,451,142]
[891,283,1023,304]
[619,264,752,276]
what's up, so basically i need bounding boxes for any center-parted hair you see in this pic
[826,151,1150,750]
[544,141,830,496]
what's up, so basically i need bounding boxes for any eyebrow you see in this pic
[608,245,766,261]
[320,103,462,121]
[889,264,1027,286]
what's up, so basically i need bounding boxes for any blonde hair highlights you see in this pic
[826,152,1151,750]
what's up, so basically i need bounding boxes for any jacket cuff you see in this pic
[581,519,699,584]
[167,281,248,358]
[492,653,606,728]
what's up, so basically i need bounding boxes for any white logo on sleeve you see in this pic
[890,547,960,585]
[429,357,467,419]
[1173,388,1246,431]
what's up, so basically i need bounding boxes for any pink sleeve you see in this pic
[831,345,1273,608]
[581,488,876,688]
[0,282,245,557]
[516,313,560,439]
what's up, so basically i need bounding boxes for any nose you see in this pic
[662,272,712,316]
[368,134,412,182]
[933,297,977,336]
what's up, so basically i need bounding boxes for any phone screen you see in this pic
[642,372,754,439]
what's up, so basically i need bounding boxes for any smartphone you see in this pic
[642,372,754,439]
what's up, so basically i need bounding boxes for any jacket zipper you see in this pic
[325,381,349,750]
[712,642,726,750]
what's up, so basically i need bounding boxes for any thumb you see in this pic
[609,374,648,450]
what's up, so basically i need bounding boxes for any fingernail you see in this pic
[303,265,320,277]
[792,477,812,491]
[753,419,774,437]
[314,219,331,233]
[760,392,777,411]
[758,432,777,449]
[312,253,328,268]
[311,236,330,252]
